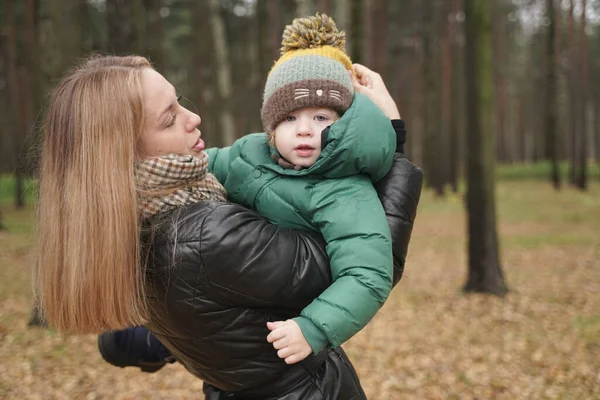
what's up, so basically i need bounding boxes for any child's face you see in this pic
[273,107,339,168]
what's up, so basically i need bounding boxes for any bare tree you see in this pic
[448,0,463,192]
[106,0,142,55]
[362,0,388,73]
[349,0,363,63]
[208,0,236,145]
[567,0,578,185]
[442,0,462,192]
[334,0,352,54]
[143,0,165,71]
[296,0,315,17]
[491,0,509,163]
[317,0,333,15]
[373,0,388,74]
[422,0,444,196]
[544,0,560,189]
[596,91,600,167]
[0,29,7,176]
[268,0,283,62]
[575,0,588,190]
[362,0,374,67]
[4,0,25,208]
[463,0,507,296]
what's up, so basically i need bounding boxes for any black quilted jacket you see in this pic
[144,154,423,398]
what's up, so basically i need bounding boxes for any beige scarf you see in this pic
[136,153,227,218]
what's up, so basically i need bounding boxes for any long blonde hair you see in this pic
[35,55,152,333]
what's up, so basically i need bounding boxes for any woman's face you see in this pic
[141,69,204,158]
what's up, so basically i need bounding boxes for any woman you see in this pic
[35,55,422,399]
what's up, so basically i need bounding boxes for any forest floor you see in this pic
[1,180,599,399]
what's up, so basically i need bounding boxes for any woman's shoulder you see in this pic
[146,201,268,250]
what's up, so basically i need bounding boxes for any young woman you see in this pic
[35,55,422,399]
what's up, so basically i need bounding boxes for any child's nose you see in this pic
[296,121,313,137]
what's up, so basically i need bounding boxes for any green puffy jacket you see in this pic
[205,93,396,353]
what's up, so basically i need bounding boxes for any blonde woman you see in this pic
[35,55,422,399]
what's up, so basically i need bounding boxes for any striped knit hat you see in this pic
[261,13,354,135]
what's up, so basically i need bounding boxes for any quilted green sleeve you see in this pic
[296,176,393,353]
[204,147,233,184]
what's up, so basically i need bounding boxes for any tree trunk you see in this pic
[268,0,282,62]
[491,0,508,163]
[409,37,423,167]
[0,29,7,175]
[448,0,462,192]
[567,0,578,185]
[4,0,25,208]
[296,0,314,17]
[362,0,374,67]
[575,0,588,190]
[350,0,363,63]
[317,0,333,15]
[106,0,141,55]
[463,0,507,296]
[422,0,444,196]
[189,1,212,141]
[544,0,560,189]
[143,0,165,71]
[516,96,526,162]
[372,0,388,74]
[208,0,236,145]
[334,0,351,54]
[595,94,600,166]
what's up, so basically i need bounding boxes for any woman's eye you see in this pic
[167,113,177,127]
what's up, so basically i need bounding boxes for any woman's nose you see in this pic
[186,110,201,132]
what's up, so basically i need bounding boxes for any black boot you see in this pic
[98,327,175,373]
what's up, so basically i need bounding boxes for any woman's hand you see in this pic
[350,63,401,120]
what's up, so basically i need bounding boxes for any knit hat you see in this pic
[261,13,354,135]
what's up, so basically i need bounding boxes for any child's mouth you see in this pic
[295,145,315,157]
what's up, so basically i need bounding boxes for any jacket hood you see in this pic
[267,92,396,182]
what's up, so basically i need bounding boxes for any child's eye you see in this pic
[286,115,296,122]
[315,115,328,122]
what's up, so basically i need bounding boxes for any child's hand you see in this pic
[266,320,312,365]
[350,63,401,120]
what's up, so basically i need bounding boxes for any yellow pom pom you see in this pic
[280,13,346,55]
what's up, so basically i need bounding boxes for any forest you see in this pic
[1,0,599,191]
[0,1,599,398]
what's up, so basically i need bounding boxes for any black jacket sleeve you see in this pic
[374,153,423,286]
[198,203,331,310]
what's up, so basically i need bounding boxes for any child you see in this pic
[206,13,404,364]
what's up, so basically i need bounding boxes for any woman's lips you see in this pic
[193,135,205,151]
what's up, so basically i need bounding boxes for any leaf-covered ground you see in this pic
[1,181,599,399]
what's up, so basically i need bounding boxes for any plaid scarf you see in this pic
[136,153,227,218]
